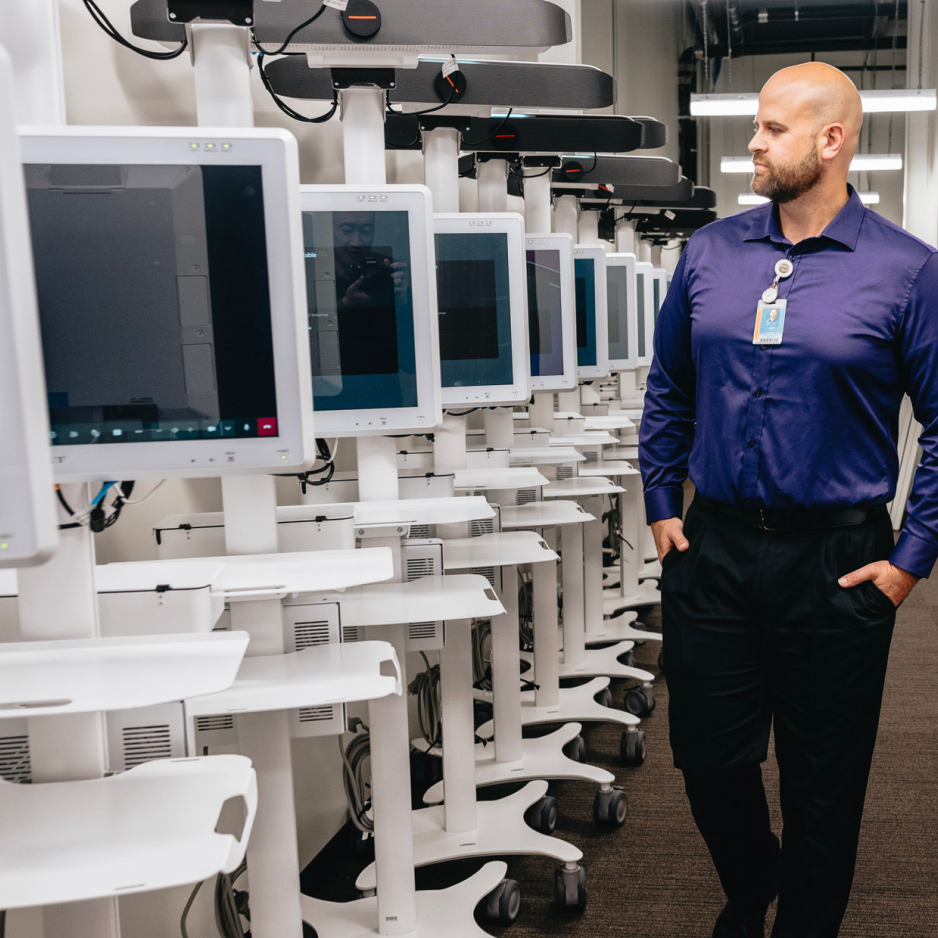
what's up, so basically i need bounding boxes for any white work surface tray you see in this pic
[0,755,256,909]
[542,477,624,498]
[509,447,584,467]
[500,501,595,529]
[453,467,550,492]
[185,640,402,717]
[577,460,640,478]
[442,532,558,570]
[547,432,619,447]
[0,632,248,718]
[351,496,495,529]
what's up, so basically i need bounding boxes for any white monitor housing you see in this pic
[573,244,609,380]
[634,260,656,367]
[0,49,57,567]
[300,184,441,437]
[434,212,529,408]
[605,252,638,372]
[651,267,668,324]
[20,125,314,482]
[525,232,577,392]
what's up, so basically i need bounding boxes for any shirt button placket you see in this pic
[741,347,772,499]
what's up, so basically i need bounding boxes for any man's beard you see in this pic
[751,147,822,203]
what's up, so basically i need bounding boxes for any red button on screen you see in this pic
[257,418,278,437]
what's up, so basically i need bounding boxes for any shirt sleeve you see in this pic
[638,247,697,523]
[892,251,938,579]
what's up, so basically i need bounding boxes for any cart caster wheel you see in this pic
[473,700,493,730]
[485,878,521,925]
[658,649,665,672]
[525,795,558,834]
[621,649,636,669]
[596,686,614,709]
[620,728,647,766]
[563,734,586,763]
[593,785,628,828]
[624,683,655,716]
[303,923,318,938]
[554,864,587,911]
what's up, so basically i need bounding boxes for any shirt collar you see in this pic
[742,184,865,251]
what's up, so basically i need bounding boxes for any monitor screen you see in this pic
[435,231,513,388]
[574,256,597,368]
[527,248,565,377]
[26,163,279,448]
[606,263,630,362]
[636,270,647,359]
[304,209,417,412]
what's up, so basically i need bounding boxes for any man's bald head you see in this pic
[748,62,863,203]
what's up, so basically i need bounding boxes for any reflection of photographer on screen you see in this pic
[333,212,409,308]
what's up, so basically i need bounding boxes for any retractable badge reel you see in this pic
[754,258,793,346]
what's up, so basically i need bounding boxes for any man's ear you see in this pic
[821,122,847,162]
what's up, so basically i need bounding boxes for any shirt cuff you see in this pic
[644,486,685,524]
[890,529,937,580]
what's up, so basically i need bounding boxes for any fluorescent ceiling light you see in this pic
[722,154,902,173]
[692,89,936,116]
[738,191,880,206]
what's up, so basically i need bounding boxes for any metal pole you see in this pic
[342,86,388,186]
[477,159,509,213]
[553,194,579,238]
[524,170,553,233]
[191,24,254,127]
[423,126,461,213]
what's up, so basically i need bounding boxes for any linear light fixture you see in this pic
[692,89,937,116]
[738,191,880,206]
[722,154,903,173]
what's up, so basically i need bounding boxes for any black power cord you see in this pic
[251,3,328,55]
[462,108,514,147]
[257,54,339,123]
[385,79,461,149]
[83,0,188,59]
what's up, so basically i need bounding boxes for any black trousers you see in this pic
[661,496,897,938]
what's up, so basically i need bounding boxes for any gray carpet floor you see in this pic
[303,507,938,937]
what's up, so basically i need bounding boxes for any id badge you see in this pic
[753,298,786,346]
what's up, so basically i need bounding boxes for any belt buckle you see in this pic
[759,508,776,532]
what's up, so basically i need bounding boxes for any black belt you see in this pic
[693,493,886,533]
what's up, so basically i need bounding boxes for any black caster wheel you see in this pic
[303,922,318,938]
[658,648,665,672]
[485,878,522,925]
[593,785,628,828]
[620,728,647,766]
[563,734,587,763]
[596,686,614,709]
[554,864,587,911]
[525,795,558,834]
[621,649,636,669]
[624,683,655,716]
[473,700,493,730]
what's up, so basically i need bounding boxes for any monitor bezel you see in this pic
[573,244,610,381]
[651,266,668,324]
[0,52,57,566]
[634,259,656,367]
[525,232,577,393]
[434,212,529,408]
[299,184,442,437]
[18,125,315,482]
[605,252,638,372]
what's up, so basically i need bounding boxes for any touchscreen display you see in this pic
[26,163,278,445]
[574,257,597,368]
[304,210,417,411]
[527,248,565,377]
[636,271,647,358]
[435,231,513,388]
[606,264,630,361]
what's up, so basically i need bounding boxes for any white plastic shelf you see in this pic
[0,632,249,718]
[442,532,558,571]
[352,496,494,529]
[509,446,584,467]
[339,575,505,628]
[0,755,256,910]
[499,501,595,530]
[582,415,636,432]
[577,460,641,478]
[548,432,618,447]
[542,477,623,499]
[452,467,550,492]
[602,445,639,461]
[186,641,402,717]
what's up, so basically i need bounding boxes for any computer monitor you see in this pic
[605,253,638,372]
[525,233,577,392]
[573,244,609,381]
[0,49,57,566]
[19,126,314,483]
[300,185,441,436]
[434,213,529,407]
[652,267,668,324]
[634,260,656,367]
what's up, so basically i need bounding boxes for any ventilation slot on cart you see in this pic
[583,451,599,464]
[408,524,431,539]
[196,715,235,734]
[342,625,364,643]
[516,487,537,505]
[406,557,436,581]
[408,622,438,642]
[472,566,497,589]
[298,705,336,724]
[294,620,332,649]
[556,464,574,481]
[121,724,172,769]
[470,518,495,538]
[0,734,31,784]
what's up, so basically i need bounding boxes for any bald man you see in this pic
[639,63,938,937]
